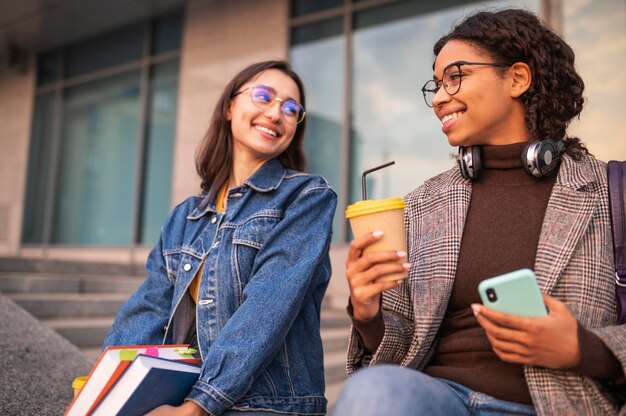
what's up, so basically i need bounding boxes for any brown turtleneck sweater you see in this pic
[350,142,622,405]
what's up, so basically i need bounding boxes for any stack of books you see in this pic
[65,344,201,416]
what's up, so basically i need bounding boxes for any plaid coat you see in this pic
[347,153,626,415]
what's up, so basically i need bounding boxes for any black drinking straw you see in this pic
[361,161,395,200]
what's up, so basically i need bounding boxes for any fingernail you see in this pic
[372,231,384,238]
[471,304,481,316]
[403,263,411,270]
[397,251,407,257]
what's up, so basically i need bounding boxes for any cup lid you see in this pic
[72,376,88,389]
[345,197,406,218]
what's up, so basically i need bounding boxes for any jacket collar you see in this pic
[243,158,286,192]
[187,159,286,220]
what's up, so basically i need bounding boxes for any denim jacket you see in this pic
[103,159,337,415]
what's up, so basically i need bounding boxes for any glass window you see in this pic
[66,26,144,78]
[291,0,343,17]
[52,71,141,245]
[25,11,182,247]
[563,0,626,161]
[291,17,344,242]
[350,0,539,203]
[140,61,180,244]
[22,93,56,243]
[153,10,184,55]
[36,52,61,86]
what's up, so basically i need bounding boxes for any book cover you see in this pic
[65,344,200,416]
[91,354,201,416]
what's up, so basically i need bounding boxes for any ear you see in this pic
[226,101,233,121]
[508,62,531,98]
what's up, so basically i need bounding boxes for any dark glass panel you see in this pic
[152,10,183,54]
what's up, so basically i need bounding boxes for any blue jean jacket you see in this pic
[103,159,337,415]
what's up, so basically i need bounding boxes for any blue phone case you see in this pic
[477,268,547,317]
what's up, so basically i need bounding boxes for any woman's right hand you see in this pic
[346,231,410,321]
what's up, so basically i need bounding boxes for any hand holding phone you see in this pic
[477,268,547,317]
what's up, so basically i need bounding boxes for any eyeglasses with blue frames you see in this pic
[421,61,512,108]
[231,84,306,124]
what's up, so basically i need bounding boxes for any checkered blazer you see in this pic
[346,153,626,415]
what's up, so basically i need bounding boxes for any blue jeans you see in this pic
[333,365,536,416]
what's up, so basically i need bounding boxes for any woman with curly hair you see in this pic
[334,9,625,416]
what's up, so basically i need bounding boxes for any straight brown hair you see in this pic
[195,60,307,200]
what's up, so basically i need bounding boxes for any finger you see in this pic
[352,280,402,303]
[475,312,530,346]
[491,348,533,365]
[346,251,407,281]
[350,261,410,287]
[347,231,384,264]
[472,303,535,330]
[541,293,563,315]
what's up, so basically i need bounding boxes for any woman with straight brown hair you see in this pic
[103,60,337,416]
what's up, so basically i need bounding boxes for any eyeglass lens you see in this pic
[250,85,305,123]
[422,64,462,107]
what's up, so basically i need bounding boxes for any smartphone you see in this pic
[477,268,548,317]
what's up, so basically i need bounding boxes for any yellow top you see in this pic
[345,197,406,219]
[189,183,228,303]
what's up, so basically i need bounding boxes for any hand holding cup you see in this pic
[346,231,410,320]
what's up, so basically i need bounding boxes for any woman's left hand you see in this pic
[472,293,580,369]
[144,401,208,416]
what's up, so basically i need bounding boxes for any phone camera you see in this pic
[486,288,497,302]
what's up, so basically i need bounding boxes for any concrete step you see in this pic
[8,292,129,318]
[321,326,350,355]
[42,316,114,348]
[326,379,347,415]
[324,349,348,385]
[0,272,143,294]
[320,308,351,329]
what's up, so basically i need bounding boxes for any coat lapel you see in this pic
[534,155,599,293]
[409,170,472,363]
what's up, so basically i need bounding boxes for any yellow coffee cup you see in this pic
[345,198,407,283]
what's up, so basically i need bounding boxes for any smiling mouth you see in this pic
[254,125,278,138]
[441,111,465,125]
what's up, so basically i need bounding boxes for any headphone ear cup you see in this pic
[521,139,564,177]
[458,146,482,180]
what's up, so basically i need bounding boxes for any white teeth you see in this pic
[441,111,464,125]
[255,125,278,137]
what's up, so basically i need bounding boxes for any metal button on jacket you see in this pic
[183,263,192,272]
[211,216,217,224]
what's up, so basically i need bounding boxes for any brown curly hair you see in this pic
[433,9,588,157]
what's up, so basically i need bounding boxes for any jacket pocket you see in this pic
[232,211,282,295]
[163,247,182,284]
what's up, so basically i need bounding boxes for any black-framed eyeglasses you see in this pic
[231,84,306,124]
[421,61,512,108]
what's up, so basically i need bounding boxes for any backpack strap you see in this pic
[607,160,626,324]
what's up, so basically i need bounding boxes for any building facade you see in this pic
[1,0,625,306]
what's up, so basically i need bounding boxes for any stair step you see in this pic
[324,350,348,385]
[320,308,351,329]
[0,272,143,294]
[42,317,114,348]
[321,326,350,354]
[326,379,347,415]
[8,292,129,318]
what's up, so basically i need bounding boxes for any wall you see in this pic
[172,0,290,205]
[0,60,35,256]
